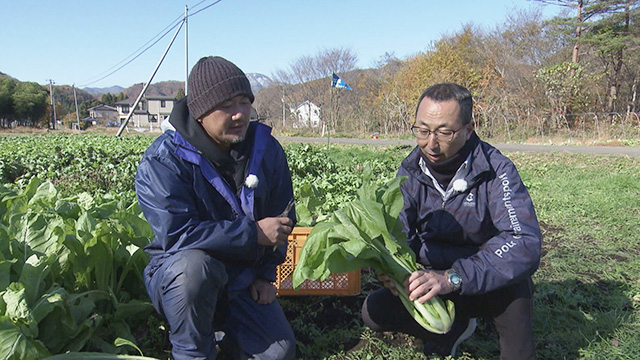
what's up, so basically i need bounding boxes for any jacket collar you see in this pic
[171,122,272,221]
[402,132,493,190]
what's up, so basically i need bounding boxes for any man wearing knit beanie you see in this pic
[135,56,296,360]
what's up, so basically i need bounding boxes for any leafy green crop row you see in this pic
[282,143,408,225]
[0,134,410,359]
[0,135,409,225]
[0,135,152,196]
[0,178,155,359]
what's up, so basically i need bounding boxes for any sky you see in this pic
[1,0,563,90]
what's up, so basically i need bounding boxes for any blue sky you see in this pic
[1,0,562,89]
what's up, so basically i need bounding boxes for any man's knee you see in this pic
[159,249,228,303]
[362,294,383,331]
[222,332,296,360]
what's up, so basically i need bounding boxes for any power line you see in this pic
[78,0,224,88]
[79,20,183,88]
[79,14,184,86]
[189,0,223,17]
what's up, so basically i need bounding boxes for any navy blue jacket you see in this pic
[398,138,541,295]
[135,122,294,293]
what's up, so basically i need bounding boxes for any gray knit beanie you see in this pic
[187,56,254,120]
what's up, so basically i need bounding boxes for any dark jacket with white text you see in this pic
[398,137,541,295]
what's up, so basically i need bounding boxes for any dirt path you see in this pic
[277,136,640,158]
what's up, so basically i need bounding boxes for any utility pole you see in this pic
[47,79,57,130]
[185,5,189,95]
[282,86,285,127]
[116,17,185,136]
[73,84,80,130]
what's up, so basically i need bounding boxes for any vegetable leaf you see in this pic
[292,174,455,334]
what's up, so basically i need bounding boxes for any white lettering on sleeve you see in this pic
[496,172,523,258]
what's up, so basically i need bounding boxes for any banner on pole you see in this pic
[332,73,352,90]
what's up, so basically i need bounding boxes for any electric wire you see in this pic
[79,14,184,86]
[79,0,223,88]
[79,20,183,87]
[189,0,223,17]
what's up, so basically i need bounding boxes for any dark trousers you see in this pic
[362,277,536,360]
[144,249,296,360]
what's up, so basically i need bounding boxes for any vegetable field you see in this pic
[1,133,639,359]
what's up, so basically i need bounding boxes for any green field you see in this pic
[1,134,639,359]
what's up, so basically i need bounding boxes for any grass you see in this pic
[275,149,640,360]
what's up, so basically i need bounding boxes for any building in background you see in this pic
[115,96,175,129]
[291,100,321,128]
[87,104,118,125]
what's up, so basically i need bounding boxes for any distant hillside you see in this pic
[116,73,271,100]
[0,71,17,81]
[83,86,125,96]
[121,81,184,99]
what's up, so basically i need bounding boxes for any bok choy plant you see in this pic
[292,170,455,334]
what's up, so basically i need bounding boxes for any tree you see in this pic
[272,47,358,132]
[581,0,640,118]
[175,87,185,100]
[0,77,16,127]
[12,82,48,127]
[540,0,640,121]
[532,0,596,64]
[101,93,117,106]
[479,8,572,133]
[382,26,490,133]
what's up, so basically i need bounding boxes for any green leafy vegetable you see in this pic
[292,169,455,334]
[0,178,156,358]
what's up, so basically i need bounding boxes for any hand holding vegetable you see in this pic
[377,273,399,296]
[406,270,453,303]
[292,170,456,334]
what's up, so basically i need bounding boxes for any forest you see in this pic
[1,1,639,142]
[256,1,640,142]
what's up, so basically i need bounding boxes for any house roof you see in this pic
[115,96,176,105]
[88,104,117,111]
[294,100,320,109]
[144,96,176,100]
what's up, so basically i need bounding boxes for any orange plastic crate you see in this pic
[275,227,361,296]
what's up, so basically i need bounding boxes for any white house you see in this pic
[291,100,321,128]
[115,96,176,129]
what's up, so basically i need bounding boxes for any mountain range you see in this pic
[82,73,273,97]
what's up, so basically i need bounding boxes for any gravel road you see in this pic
[277,136,640,158]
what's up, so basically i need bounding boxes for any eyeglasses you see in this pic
[410,125,466,142]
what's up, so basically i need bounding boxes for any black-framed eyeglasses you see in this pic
[410,124,466,142]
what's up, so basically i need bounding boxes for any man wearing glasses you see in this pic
[362,83,541,359]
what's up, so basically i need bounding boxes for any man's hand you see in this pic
[377,273,400,296]
[256,216,293,248]
[405,269,452,304]
[249,278,277,304]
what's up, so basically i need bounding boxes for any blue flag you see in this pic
[332,73,352,90]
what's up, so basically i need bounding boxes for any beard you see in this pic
[229,134,245,144]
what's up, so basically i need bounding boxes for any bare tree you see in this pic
[271,47,358,132]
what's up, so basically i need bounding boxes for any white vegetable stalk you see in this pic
[369,235,454,334]
[390,277,454,334]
